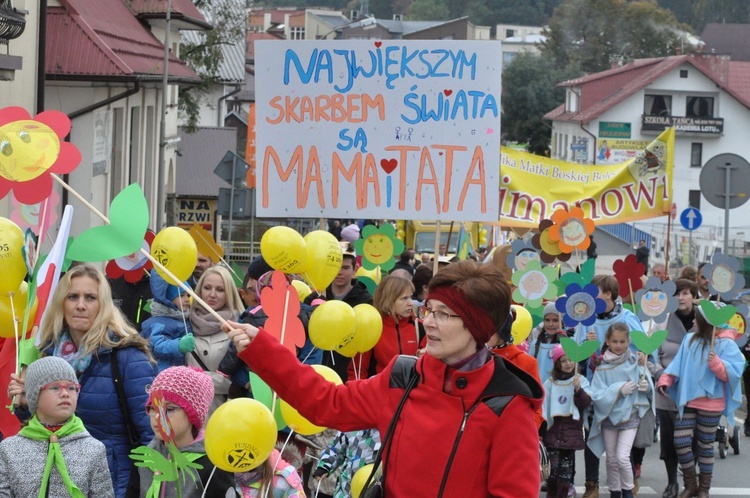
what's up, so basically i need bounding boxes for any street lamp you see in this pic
[317,15,376,39]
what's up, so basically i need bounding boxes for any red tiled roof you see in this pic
[544,55,750,123]
[46,0,200,83]
[125,0,211,29]
[246,32,283,61]
[727,61,750,104]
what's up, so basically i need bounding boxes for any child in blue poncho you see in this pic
[656,302,745,498]
[588,323,653,498]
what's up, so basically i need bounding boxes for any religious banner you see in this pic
[254,40,502,222]
[500,128,674,228]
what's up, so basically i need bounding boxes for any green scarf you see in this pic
[19,415,86,498]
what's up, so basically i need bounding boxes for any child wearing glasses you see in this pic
[127,366,235,497]
[0,356,115,497]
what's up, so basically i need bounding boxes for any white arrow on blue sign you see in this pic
[680,207,702,231]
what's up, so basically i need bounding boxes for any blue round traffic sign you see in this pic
[680,207,702,231]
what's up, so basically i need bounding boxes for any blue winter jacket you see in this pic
[77,338,156,497]
[140,270,191,371]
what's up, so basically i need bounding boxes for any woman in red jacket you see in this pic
[348,275,419,381]
[225,261,544,497]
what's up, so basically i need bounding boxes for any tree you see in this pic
[179,0,246,131]
[408,0,450,20]
[541,0,691,74]
[501,52,582,154]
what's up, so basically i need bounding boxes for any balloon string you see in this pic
[199,466,217,498]
[264,431,295,498]
[314,475,323,498]
[36,197,49,254]
[329,351,336,366]
[50,173,228,327]
[300,347,317,365]
[303,272,320,295]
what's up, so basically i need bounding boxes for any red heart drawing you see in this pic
[375,41,382,48]
[380,158,397,174]
[443,89,453,96]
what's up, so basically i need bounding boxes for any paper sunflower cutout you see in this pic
[634,277,678,322]
[548,207,595,253]
[613,254,646,300]
[511,260,558,307]
[506,237,543,271]
[354,224,405,271]
[10,189,59,234]
[0,106,81,204]
[105,230,155,283]
[701,252,746,300]
[729,303,749,337]
[555,283,606,327]
[531,219,571,264]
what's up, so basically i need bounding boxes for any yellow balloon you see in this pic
[309,300,357,351]
[260,226,307,274]
[511,305,533,345]
[150,227,197,285]
[355,266,381,285]
[0,218,27,293]
[205,398,277,472]
[351,464,376,498]
[290,280,312,303]
[0,282,38,338]
[352,304,383,353]
[303,230,343,292]
[280,365,342,435]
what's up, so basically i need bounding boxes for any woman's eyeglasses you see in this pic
[417,306,461,325]
[42,383,81,395]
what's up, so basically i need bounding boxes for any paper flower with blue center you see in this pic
[634,277,678,322]
[555,283,606,327]
[701,252,746,300]
[511,260,558,308]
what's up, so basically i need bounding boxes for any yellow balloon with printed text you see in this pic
[280,365,342,435]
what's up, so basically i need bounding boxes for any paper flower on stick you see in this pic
[354,224,404,271]
[506,237,543,271]
[548,207,595,253]
[634,277,678,322]
[701,252,746,300]
[189,222,224,263]
[613,254,646,300]
[10,189,59,235]
[729,303,749,338]
[560,336,601,363]
[511,260,558,308]
[531,219,571,264]
[555,283,606,327]
[0,106,81,204]
[105,230,155,283]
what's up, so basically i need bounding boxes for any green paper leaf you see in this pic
[67,184,149,262]
[230,261,244,288]
[699,300,737,327]
[560,336,600,363]
[249,372,286,430]
[560,269,586,288]
[358,276,378,296]
[622,302,641,315]
[630,330,668,355]
[18,339,40,368]
[143,299,152,314]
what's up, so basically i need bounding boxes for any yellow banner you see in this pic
[499,128,674,228]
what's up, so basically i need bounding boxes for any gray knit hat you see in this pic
[543,301,559,318]
[26,357,78,415]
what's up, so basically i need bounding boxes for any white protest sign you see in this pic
[255,40,501,221]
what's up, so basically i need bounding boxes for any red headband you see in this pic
[426,286,496,344]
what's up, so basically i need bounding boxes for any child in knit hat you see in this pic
[0,357,115,497]
[127,366,235,497]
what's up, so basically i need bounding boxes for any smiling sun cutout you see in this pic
[354,224,405,272]
[0,106,81,204]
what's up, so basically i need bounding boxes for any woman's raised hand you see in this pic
[223,320,260,353]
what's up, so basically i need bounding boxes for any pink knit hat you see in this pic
[551,344,566,365]
[148,366,214,430]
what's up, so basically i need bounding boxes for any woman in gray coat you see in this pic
[652,279,698,498]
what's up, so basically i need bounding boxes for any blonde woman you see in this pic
[8,264,155,497]
[186,266,244,414]
[348,275,418,380]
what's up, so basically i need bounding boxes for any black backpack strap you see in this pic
[363,355,419,491]
[110,349,141,446]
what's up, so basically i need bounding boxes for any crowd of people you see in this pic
[0,223,748,498]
